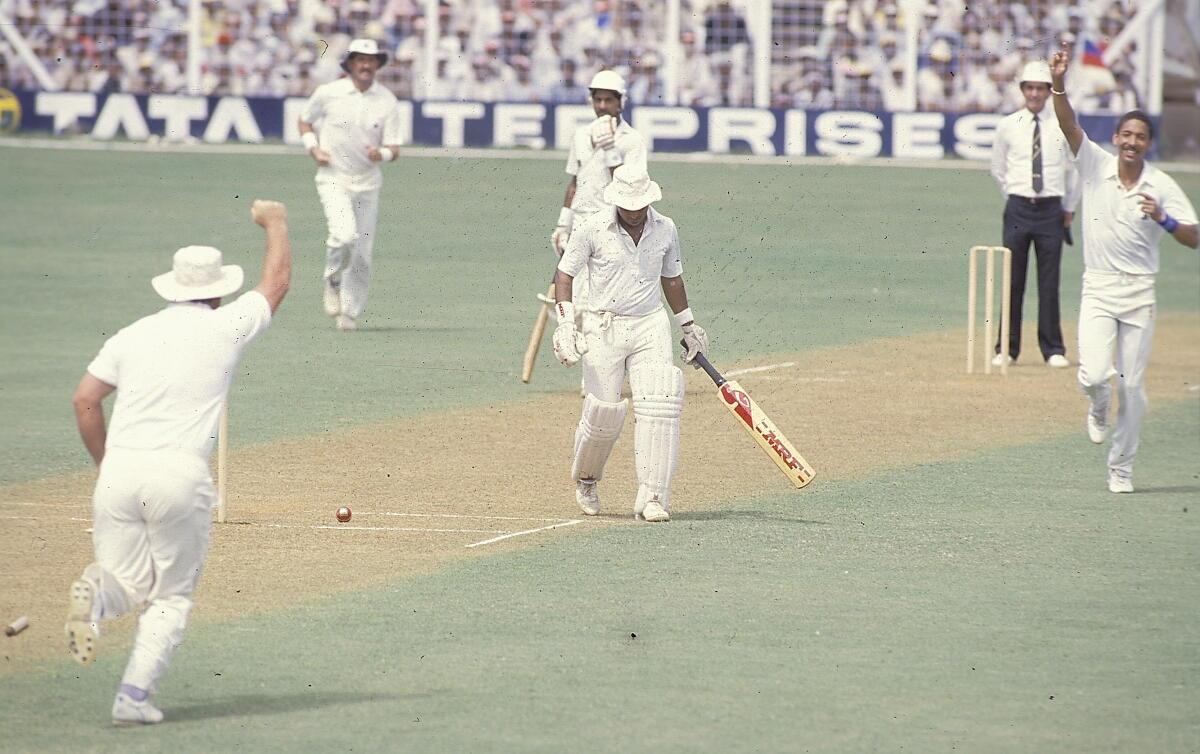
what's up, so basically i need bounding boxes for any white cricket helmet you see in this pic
[341,38,388,71]
[588,69,626,96]
[1019,61,1053,85]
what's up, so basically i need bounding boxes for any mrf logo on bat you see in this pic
[720,384,805,472]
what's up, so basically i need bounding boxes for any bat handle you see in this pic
[680,338,726,387]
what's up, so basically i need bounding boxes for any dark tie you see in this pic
[1031,117,1043,194]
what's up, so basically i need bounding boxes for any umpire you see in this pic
[989,61,1079,368]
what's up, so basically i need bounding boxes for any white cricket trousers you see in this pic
[1076,270,1156,476]
[581,308,673,401]
[88,448,214,692]
[317,182,381,320]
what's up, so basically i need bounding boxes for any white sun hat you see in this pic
[151,245,244,302]
[1019,60,1053,85]
[341,38,388,71]
[603,164,662,210]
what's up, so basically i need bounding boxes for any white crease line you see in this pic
[1189,385,1200,392]
[264,523,505,534]
[466,519,584,548]
[355,511,566,522]
[0,514,92,522]
[725,362,795,377]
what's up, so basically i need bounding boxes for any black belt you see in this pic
[1009,194,1062,207]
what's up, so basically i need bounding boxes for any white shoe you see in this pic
[991,353,1013,367]
[638,498,670,523]
[112,693,164,726]
[65,578,98,665]
[575,480,600,516]
[323,280,340,317]
[1107,471,1133,494]
[336,314,357,331]
[1046,354,1070,368]
[1087,409,1108,444]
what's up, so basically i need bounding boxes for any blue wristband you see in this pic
[1158,214,1179,233]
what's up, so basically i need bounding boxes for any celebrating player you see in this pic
[553,165,709,522]
[67,200,291,725]
[1049,45,1199,493]
[298,38,402,331]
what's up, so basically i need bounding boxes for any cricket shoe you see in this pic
[576,480,600,516]
[1046,354,1070,368]
[1087,408,1109,444]
[638,498,670,523]
[323,280,341,317]
[1107,470,1133,494]
[336,314,357,331]
[112,693,164,727]
[991,353,1013,368]
[65,577,98,665]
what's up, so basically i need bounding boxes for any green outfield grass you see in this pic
[1,147,1197,752]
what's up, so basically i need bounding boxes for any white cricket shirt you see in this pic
[558,206,683,316]
[301,78,403,192]
[565,119,648,217]
[990,107,1079,209]
[1073,135,1198,275]
[86,291,273,459]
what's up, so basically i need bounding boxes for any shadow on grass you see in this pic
[166,690,410,722]
[1136,485,1200,496]
[670,509,829,525]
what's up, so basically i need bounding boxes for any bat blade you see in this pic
[718,380,815,488]
[521,283,556,383]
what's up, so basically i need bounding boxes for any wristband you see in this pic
[673,307,695,327]
[1158,213,1179,233]
[1050,87,1065,96]
[557,206,574,230]
[301,132,319,151]
[379,147,395,162]
[555,300,575,325]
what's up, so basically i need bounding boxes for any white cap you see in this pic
[588,69,626,96]
[340,38,388,71]
[603,165,662,210]
[151,246,244,302]
[1019,60,1053,85]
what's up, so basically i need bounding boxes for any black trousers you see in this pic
[998,195,1067,361]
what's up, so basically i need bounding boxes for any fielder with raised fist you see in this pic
[553,165,709,523]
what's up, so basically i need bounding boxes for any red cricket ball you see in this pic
[336,506,352,523]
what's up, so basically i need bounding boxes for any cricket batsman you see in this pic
[553,165,709,523]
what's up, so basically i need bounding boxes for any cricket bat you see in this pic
[684,343,815,488]
[521,283,556,383]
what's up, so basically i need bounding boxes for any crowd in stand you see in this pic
[0,0,1142,115]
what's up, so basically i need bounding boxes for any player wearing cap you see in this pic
[298,38,402,331]
[66,200,292,725]
[988,60,1080,368]
[553,165,709,523]
[1049,45,1199,493]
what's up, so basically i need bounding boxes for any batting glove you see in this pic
[675,307,709,365]
[553,301,587,366]
[551,206,573,256]
[589,115,617,150]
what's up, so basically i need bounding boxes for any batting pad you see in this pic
[571,395,629,481]
[631,363,684,502]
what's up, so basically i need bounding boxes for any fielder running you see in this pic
[1049,47,1198,493]
[546,70,648,327]
[67,200,292,725]
[298,38,402,332]
[553,165,709,522]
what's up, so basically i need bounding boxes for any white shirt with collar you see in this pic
[1073,134,1198,275]
[990,106,1080,211]
[300,77,403,192]
[86,291,273,459]
[565,119,648,217]
[557,206,683,317]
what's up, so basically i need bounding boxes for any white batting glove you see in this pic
[589,115,617,150]
[552,301,587,366]
[550,206,573,256]
[675,307,709,365]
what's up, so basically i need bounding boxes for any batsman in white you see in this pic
[549,69,648,326]
[298,38,402,332]
[553,165,710,523]
[67,200,292,725]
[1049,46,1198,494]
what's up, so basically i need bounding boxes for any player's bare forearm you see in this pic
[1174,223,1199,249]
[251,200,292,313]
[661,275,689,315]
[563,177,576,209]
[1049,46,1083,155]
[73,374,113,465]
[554,270,574,303]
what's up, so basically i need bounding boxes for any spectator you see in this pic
[549,58,589,103]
